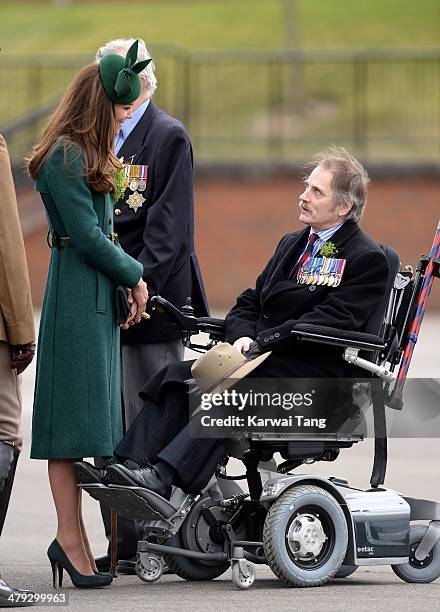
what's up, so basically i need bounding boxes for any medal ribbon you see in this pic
[124,165,148,180]
[338,259,346,278]
[139,165,148,181]
[314,257,323,275]
[320,257,329,281]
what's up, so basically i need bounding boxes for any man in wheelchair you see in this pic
[75,146,390,500]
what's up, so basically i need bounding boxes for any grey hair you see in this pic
[95,38,157,96]
[309,146,370,223]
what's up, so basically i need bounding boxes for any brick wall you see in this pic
[22,176,440,310]
[195,176,440,310]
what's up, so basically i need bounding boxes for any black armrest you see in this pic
[150,295,198,332]
[291,323,385,352]
[196,317,225,337]
[150,295,225,338]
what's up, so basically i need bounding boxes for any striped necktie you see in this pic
[290,233,318,278]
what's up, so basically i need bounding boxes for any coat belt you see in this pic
[49,233,119,248]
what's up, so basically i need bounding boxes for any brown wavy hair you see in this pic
[28,64,120,193]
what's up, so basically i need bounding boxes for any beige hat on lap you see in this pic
[191,342,272,395]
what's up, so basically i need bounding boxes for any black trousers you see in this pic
[112,344,359,498]
[114,382,226,494]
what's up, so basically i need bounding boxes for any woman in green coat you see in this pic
[28,42,149,588]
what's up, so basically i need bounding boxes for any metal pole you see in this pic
[392,220,440,403]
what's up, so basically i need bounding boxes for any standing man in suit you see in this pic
[96,37,209,427]
[94,38,209,572]
[0,135,36,606]
[77,148,390,500]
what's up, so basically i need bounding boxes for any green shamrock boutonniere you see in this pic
[319,241,338,258]
[112,165,127,203]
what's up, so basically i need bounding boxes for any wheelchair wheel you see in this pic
[231,562,256,589]
[163,481,245,581]
[334,564,358,579]
[135,556,163,583]
[263,484,348,587]
[392,525,440,583]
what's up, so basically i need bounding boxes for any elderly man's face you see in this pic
[298,165,348,232]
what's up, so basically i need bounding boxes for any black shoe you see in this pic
[73,461,108,485]
[95,554,135,574]
[106,465,172,500]
[47,540,112,589]
[94,555,112,574]
[121,459,141,470]
[116,559,136,575]
[0,574,35,607]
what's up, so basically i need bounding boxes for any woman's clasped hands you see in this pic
[120,278,149,330]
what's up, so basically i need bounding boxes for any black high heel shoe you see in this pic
[47,540,112,589]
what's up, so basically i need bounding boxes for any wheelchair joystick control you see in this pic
[181,297,196,318]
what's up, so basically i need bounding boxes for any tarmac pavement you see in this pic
[1,314,439,611]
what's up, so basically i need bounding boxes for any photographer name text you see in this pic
[200,415,327,429]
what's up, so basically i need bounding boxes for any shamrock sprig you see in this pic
[112,165,127,203]
[319,241,338,258]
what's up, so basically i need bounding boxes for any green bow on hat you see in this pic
[99,40,151,104]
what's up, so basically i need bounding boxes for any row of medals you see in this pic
[128,178,147,192]
[297,266,344,287]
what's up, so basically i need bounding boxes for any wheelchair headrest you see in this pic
[363,244,400,337]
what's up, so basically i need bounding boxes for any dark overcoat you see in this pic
[114,101,209,345]
[129,222,389,395]
[31,141,143,460]
[224,220,390,378]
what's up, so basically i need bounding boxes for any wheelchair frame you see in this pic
[82,222,440,589]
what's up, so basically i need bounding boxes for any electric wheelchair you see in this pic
[81,240,440,589]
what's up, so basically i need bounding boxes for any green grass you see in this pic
[0,0,438,55]
[1,0,439,162]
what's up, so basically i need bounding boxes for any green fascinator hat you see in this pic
[99,39,151,104]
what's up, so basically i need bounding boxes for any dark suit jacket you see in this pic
[115,101,209,344]
[225,221,390,378]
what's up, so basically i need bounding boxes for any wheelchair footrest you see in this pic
[80,484,177,521]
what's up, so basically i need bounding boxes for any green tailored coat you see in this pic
[31,141,143,459]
